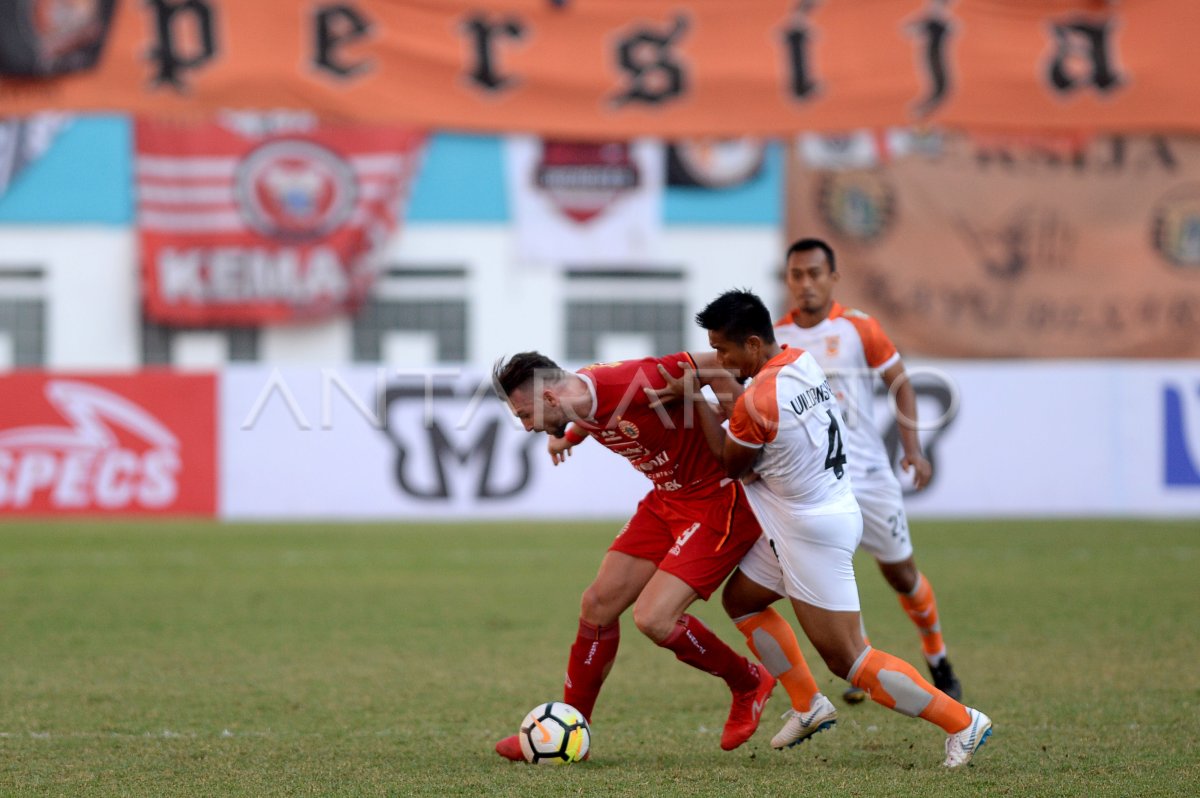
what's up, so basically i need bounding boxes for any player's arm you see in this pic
[642,352,742,419]
[679,376,758,478]
[880,359,932,490]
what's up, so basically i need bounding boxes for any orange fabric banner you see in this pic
[0,1,1197,137]
[786,132,1200,358]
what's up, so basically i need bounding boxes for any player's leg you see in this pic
[877,554,962,700]
[857,472,961,699]
[639,487,776,750]
[496,498,669,762]
[722,547,830,748]
[633,568,773,751]
[776,510,991,767]
[494,550,655,761]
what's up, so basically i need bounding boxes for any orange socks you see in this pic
[898,573,946,664]
[733,608,819,712]
[848,646,969,733]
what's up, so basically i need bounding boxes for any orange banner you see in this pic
[0,1,1197,137]
[786,132,1200,358]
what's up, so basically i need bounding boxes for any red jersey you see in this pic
[573,353,727,500]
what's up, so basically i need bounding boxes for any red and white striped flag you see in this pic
[136,113,425,326]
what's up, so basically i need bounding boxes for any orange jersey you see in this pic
[774,302,900,476]
[728,347,854,510]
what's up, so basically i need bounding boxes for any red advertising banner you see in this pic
[0,373,217,516]
[0,1,1197,138]
[137,114,425,326]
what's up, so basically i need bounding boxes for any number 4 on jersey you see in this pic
[825,410,847,479]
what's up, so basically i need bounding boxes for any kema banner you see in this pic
[137,113,424,326]
[0,1,1197,137]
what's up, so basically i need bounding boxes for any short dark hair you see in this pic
[492,351,567,398]
[786,237,837,273]
[695,289,776,345]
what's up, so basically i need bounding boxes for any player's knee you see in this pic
[579,583,622,626]
[721,580,762,619]
[631,602,676,644]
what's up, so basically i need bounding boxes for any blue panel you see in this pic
[663,141,782,225]
[0,115,132,224]
[407,133,508,222]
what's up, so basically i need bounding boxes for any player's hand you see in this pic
[644,362,699,409]
[901,453,932,491]
[547,435,575,466]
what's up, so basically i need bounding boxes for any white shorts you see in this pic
[854,467,914,564]
[739,482,864,612]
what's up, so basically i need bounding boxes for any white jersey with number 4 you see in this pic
[773,302,900,479]
[728,347,855,513]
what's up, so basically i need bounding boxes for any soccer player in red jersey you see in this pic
[490,351,778,759]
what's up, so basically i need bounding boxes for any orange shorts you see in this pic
[608,482,762,600]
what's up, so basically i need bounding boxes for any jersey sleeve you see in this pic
[727,385,778,448]
[847,314,900,371]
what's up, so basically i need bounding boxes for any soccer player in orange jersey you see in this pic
[489,351,780,760]
[772,238,963,705]
[650,289,991,767]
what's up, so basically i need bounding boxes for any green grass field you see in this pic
[0,520,1197,797]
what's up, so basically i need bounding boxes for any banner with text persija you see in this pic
[0,1,1198,137]
[786,132,1200,358]
[137,114,425,326]
[0,373,217,516]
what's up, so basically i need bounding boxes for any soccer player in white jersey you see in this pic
[648,289,991,767]
[772,237,963,705]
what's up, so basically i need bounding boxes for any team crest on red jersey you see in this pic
[825,335,841,357]
[534,140,640,223]
[618,419,640,439]
[235,140,358,240]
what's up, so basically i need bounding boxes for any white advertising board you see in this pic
[220,366,647,520]
[220,362,1200,520]
[877,361,1200,518]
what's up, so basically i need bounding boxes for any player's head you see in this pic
[784,237,839,316]
[492,351,573,436]
[695,290,776,382]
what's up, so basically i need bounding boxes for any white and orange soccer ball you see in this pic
[517,702,591,764]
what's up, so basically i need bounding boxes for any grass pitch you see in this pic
[0,519,1197,797]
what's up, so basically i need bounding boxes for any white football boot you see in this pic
[770,692,837,749]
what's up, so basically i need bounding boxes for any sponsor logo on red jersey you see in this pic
[0,374,216,515]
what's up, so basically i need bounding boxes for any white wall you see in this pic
[0,227,139,369]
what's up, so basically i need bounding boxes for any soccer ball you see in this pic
[518,702,591,764]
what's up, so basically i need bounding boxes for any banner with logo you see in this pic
[787,133,1200,358]
[220,366,647,520]
[2,1,1198,138]
[218,363,1199,520]
[137,114,425,326]
[0,373,217,516]
[506,137,664,264]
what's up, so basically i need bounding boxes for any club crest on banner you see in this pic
[235,140,358,240]
[816,171,896,243]
[1150,185,1200,269]
[507,135,664,264]
[535,140,639,224]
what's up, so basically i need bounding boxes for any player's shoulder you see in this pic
[831,303,876,322]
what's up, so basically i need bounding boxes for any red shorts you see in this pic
[608,481,762,600]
